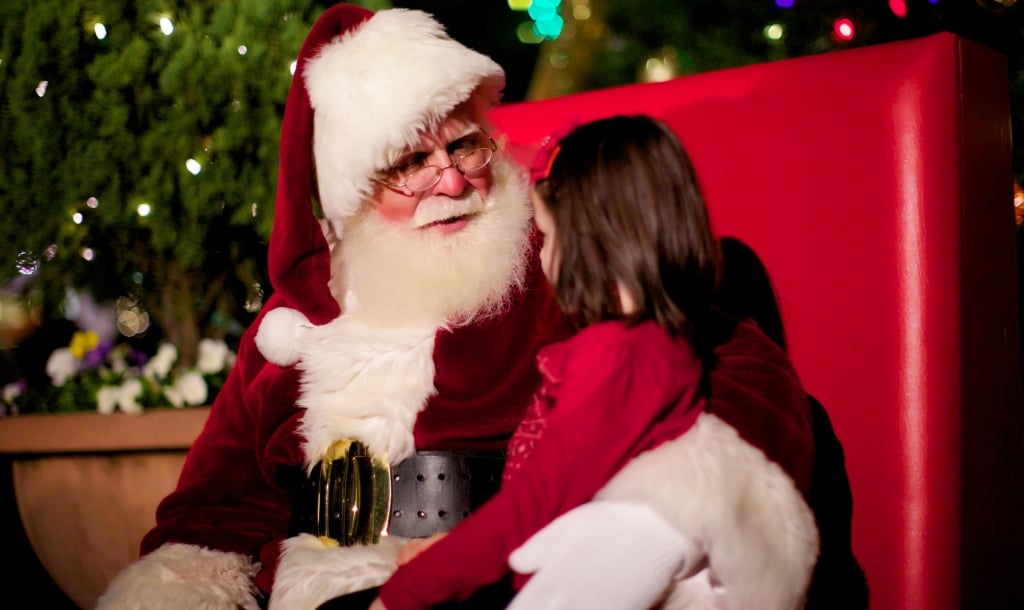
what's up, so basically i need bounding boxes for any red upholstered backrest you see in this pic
[489,33,1024,610]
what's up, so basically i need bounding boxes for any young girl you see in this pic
[371,114,726,609]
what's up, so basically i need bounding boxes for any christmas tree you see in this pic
[0,0,387,374]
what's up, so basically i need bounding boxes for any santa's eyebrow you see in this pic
[390,150,430,166]
[446,131,484,153]
[380,143,426,171]
[382,125,482,169]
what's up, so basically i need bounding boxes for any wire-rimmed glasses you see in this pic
[372,131,497,193]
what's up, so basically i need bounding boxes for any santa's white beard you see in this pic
[331,156,532,328]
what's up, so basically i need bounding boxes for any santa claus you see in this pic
[98,4,826,609]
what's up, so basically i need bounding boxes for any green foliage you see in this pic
[0,0,380,363]
[594,0,773,89]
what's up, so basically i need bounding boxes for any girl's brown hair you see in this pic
[533,115,720,348]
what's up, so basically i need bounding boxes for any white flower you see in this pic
[117,378,144,414]
[109,351,128,374]
[143,343,178,380]
[96,386,119,415]
[39,336,235,415]
[196,338,230,374]
[46,348,78,387]
[163,386,184,408]
[2,382,23,403]
[174,370,208,406]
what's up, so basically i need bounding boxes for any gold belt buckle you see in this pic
[316,439,392,546]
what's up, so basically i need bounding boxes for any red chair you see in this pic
[490,33,1023,610]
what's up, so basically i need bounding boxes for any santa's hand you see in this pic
[506,501,698,610]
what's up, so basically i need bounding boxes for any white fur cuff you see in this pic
[596,414,819,610]
[96,543,261,610]
[269,533,406,609]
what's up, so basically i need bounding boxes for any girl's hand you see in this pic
[397,532,447,565]
[368,598,387,610]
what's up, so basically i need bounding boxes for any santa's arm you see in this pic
[98,327,297,610]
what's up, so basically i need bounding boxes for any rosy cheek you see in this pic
[466,174,491,197]
[372,193,419,224]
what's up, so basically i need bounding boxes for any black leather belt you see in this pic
[289,439,504,545]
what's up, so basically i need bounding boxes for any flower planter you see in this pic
[0,407,209,609]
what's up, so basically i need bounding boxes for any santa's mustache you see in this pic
[413,192,487,228]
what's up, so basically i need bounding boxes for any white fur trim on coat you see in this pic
[255,307,316,367]
[294,314,438,467]
[596,413,819,610]
[256,306,440,468]
[268,534,406,609]
[96,543,261,610]
[305,8,505,222]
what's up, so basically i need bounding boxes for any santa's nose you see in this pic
[429,162,469,197]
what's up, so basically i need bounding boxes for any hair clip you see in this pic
[529,118,582,184]
[530,141,561,185]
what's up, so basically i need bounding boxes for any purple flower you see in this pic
[84,341,113,368]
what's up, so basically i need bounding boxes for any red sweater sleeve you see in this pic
[378,321,704,609]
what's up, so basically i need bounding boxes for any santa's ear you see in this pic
[255,307,314,366]
[319,218,343,251]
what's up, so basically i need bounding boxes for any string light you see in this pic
[159,17,174,36]
[528,0,564,41]
[94,23,107,40]
[572,1,591,20]
[16,252,38,276]
[516,22,544,44]
[641,58,673,82]
[833,18,855,41]
[763,23,785,41]
[137,203,152,217]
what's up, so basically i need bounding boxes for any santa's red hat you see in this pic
[265,5,506,329]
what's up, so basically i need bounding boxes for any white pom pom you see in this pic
[255,307,313,366]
